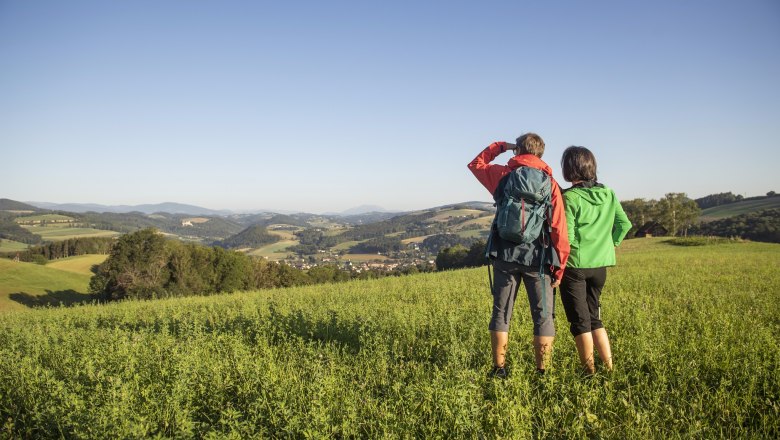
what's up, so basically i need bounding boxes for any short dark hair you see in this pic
[516,133,545,157]
[561,146,598,182]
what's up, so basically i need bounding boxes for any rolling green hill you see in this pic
[45,254,108,276]
[0,239,28,253]
[0,239,777,438]
[0,257,96,312]
[700,196,780,221]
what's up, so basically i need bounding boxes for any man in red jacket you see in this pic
[468,133,570,378]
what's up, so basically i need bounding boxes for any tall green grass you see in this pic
[0,239,778,438]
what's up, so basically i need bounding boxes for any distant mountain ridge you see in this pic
[27,201,232,216]
[13,199,494,219]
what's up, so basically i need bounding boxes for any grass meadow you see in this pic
[0,257,96,312]
[0,239,778,438]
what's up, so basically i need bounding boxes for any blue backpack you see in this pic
[487,166,555,318]
[494,166,552,244]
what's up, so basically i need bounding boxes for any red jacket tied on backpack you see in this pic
[468,141,570,281]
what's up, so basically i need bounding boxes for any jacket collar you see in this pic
[507,154,553,176]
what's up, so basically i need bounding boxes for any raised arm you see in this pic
[467,142,511,194]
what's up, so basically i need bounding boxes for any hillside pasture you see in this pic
[46,254,108,276]
[0,259,95,312]
[332,239,366,251]
[0,239,28,253]
[22,224,120,241]
[428,208,485,222]
[0,239,777,438]
[401,234,433,244]
[453,214,494,230]
[700,197,780,220]
[265,225,303,241]
[248,240,298,260]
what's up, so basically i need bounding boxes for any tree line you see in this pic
[621,193,701,237]
[89,229,436,301]
[691,208,779,243]
[3,236,115,263]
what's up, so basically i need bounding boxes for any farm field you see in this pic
[248,240,297,260]
[429,208,486,222]
[700,197,780,220]
[0,239,778,438]
[0,258,96,312]
[21,224,120,241]
[0,239,28,253]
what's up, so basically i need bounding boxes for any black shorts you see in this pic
[560,267,607,336]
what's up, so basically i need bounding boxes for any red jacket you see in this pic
[468,141,570,280]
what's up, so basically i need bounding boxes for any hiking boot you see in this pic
[489,366,508,379]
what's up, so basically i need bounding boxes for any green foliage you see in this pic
[289,229,340,255]
[653,193,701,236]
[89,229,373,301]
[435,240,486,270]
[621,194,700,237]
[621,198,655,237]
[0,240,777,438]
[692,208,780,243]
[90,228,171,300]
[348,236,403,254]
[421,233,476,254]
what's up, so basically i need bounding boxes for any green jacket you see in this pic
[563,184,632,268]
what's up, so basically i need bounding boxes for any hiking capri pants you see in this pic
[560,267,607,336]
[489,259,556,336]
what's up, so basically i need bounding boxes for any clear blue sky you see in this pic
[2,0,778,213]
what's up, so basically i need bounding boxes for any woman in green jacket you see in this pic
[560,146,632,374]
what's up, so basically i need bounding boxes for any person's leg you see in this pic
[521,268,556,371]
[534,335,554,371]
[592,328,612,371]
[489,260,521,370]
[574,332,595,374]
[586,267,611,370]
[561,268,595,373]
[491,331,509,368]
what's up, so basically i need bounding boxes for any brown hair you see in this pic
[516,133,545,157]
[561,146,598,182]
